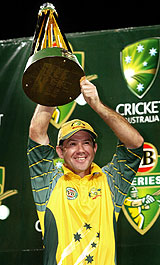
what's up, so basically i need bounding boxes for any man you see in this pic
[27,78,144,265]
[124,186,155,229]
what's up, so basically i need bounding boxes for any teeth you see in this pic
[76,157,85,161]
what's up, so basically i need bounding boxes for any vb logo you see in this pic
[123,142,160,234]
[138,142,158,173]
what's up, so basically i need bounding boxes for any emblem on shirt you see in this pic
[89,187,101,200]
[122,142,160,235]
[66,187,78,200]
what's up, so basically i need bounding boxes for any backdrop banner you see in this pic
[0,25,160,265]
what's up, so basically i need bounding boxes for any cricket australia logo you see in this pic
[121,38,160,98]
[122,142,160,235]
[89,187,101,200]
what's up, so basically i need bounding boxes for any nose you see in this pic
[77,142,85,153]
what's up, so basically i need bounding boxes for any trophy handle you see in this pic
[53,12,72,53]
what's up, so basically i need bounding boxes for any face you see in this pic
[56,131,97,177]
[131,192,138,199]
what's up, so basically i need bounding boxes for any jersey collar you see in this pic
[62,162,102,180]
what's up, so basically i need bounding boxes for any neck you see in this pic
[78,169,90,178]
[64,164,91,178]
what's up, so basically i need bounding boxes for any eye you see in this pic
[84,141,90,145]
[69,142,76,146]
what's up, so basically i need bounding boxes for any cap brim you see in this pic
[58,128,97,145]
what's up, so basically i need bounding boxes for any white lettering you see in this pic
[149,176,155,185]
[156,176,160,185]
[116,104,124,115]
[116,101,160,121]
[116,101,160,124]
[145,116,150,122]
[145,177,148,185]
[136,102,144,115]
[0,114,4,125]
[144,102,152,114]
[132,175,160,187]
[35,220,42,232]
[152,101,159,113]
[126,115,159,124]
[132,177,137,186]
[138,177,144,186]
[125,103,132,115]
[132,103,136,115]
[140,116,144,123]
[154,115,159,122]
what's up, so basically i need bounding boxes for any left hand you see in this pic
[80,77,100,109]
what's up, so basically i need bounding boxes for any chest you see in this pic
[48,175,113,221]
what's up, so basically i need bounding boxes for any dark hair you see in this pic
[59,134,96,147]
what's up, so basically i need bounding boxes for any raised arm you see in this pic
[29,105,56,145]
[80,78,144,149]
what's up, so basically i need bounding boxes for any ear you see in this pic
[94,143,98,154]
[56,146,64,159]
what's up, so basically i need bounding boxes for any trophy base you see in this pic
[22,47,84,106]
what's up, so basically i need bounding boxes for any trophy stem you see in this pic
[30,3,72,56]
[53,12,72,53]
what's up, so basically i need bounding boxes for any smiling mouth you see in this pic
[75,157,86,162]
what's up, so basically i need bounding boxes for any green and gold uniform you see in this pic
[27,138,143,265]
[124,197,145,229]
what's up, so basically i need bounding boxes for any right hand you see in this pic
[80,77,100,110]
[144,194,155,205]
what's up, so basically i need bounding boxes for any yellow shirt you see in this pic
[27,138,143,265]
[46,163,115,265]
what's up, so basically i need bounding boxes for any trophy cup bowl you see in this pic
[22,47,84,106]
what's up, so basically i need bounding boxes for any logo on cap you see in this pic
[71,121,86,129]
